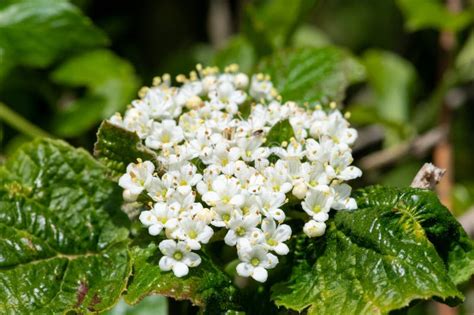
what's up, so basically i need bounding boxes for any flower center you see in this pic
[250,257,260,267]
[313,205,321,213]
[236,226,246,237]
[267,238,278,246]
[173,251,183,261]
[188,230,197,239]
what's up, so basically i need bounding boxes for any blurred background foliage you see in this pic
[1,0,474,314]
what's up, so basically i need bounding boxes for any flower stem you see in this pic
[0,102,52,138]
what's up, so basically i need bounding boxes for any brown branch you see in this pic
[357,126,447,170]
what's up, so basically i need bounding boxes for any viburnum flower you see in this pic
[236,245,278,283]
[111,64,362,282]
[158,240,201,277]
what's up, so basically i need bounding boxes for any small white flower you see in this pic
[139,202,179,235]
[261,218,291,255]
[301,185,334,222]
[326,148,362,181]
[118,160,155,201]
[236,245,278,283]
[224,213,262,247]
[202,175,245,208]
[172,217,214,250]
[209,82,246,113]
[145,120,184,150]
[159,240,201,277]
[256,191,286,222]
[331,183,357,210]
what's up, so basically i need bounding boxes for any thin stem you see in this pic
[0,102,52,138]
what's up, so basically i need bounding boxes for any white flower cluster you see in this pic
[112,65,361,281]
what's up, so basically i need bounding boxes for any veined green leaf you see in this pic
[259,47,366,105]
[272,186,472,315]
[94,120,159,178]
[0,139,131,314]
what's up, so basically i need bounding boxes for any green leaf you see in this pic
[259,47,366,105]
[362,50,417,146]
[272,186,472,315]
[51,49,140,137]
[356,186,474,286]
[291,24,331,49]
[265,119,295,146]
[243,0,318,55]
[213,36,256,73]
[124,243,241,313]
[0,139,131,314]
[94,120,159,178]
[396,0,473,32]
[363,50,416,124]
[0,0,107,70]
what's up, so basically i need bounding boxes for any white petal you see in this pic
[139,211,157,226]
[274,224,292,242]
[202,191,220,205]
[159,256,174,271]
[224,230,238,246]
[183,252,202,267]
[312,211,329,222]
[252,267,268,283]
[274,243,289,255]
[158,239,176,256]
[178,185,192,195]
[198,226,214,244]
[172,262,189,277]
[230,195,245,207]
[148,224,163,236]
[236,263,253,277]
[345,198,357,210]
[339,166,362,180]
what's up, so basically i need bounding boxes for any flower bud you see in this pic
[292,182,307,200]
[123,189,138,202]
[234,73,249,89]
[303,220,326,238]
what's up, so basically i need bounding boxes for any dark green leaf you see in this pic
[0,0,107,70]
[51,49,140,137]
[272,186,472,314]
[94,120,159,178]
[396,0,473,32]
[0,139,131,314]
[355,186,474,286]
[265,119,295,146]
[124,243,241,313]
[243,0,318,55]
[259,47,365,105]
